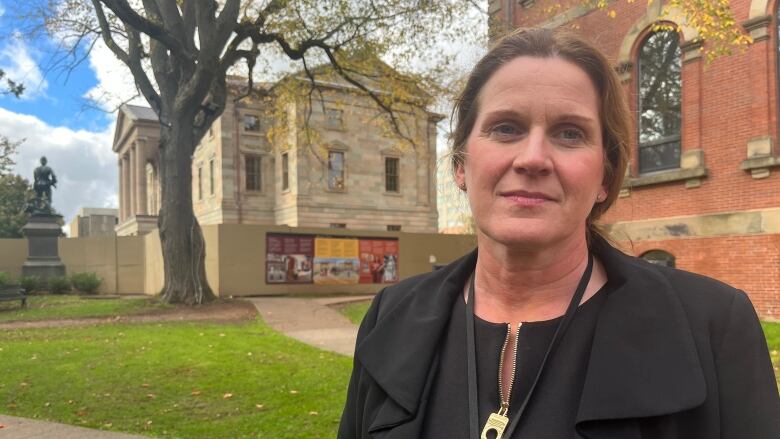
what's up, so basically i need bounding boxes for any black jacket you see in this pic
[338,239,780,438]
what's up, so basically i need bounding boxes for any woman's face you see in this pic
[455,56,606,251]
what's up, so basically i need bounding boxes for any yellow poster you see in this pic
[313,237,360,285]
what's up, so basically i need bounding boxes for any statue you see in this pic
[25,156,58,215]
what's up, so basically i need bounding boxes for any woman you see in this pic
[339,28,779,439]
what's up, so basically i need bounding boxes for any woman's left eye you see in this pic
[557,127,585,142]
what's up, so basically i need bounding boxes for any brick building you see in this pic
[489,0,780,318]
[113,75,440,237]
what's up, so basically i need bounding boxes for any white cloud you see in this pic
[0,34,48,100]
[84,40,146,110]
[0,107,117,226]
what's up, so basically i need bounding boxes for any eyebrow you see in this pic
[481,109,597,125]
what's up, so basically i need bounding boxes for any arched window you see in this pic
[637,30,682,173]
[641,250,675,268]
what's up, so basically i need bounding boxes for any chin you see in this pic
[477,222,555,250]
[476,218,586,252]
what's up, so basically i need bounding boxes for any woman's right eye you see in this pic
[489,123,521,140]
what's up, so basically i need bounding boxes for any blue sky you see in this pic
[0,1,125,230]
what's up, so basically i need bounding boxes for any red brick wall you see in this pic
[623,235,780,320]
[493,0,780,319]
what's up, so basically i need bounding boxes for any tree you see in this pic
[0,68,24,98]
[16,0,478,304]
[0,136,23,177]
[0,174,32,238]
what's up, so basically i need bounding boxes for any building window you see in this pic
[197,166,203,200]
[328,151,345,191]
[387,225,401,231]
[245,155,261,191]
[209,159,215,195]
[325,108,343,129]
[282,152,289,191]
[243,114,260,132]
[385,157,399,192]
[637,30,682,173]
[641,250,675,267]
[330,223,347,229]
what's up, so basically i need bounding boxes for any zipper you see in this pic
[498,322,521,415]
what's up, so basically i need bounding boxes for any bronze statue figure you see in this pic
[26,156,58,215]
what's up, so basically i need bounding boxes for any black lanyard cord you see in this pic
[465,252,594,439]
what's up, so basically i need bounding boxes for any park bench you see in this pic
[0,284,26,308]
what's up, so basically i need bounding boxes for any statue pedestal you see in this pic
[22,214,65,279]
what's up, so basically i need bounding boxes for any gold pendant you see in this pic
[481,411,509,439]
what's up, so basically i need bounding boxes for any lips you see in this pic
[500,190,554,206]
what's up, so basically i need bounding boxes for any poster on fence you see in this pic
[359,239,400,284]
[313,237,360,285]
[266,233,314,284]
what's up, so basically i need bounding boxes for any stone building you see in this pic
[113,75,441,237]
[68,207,118,237]
[492,0,780,319]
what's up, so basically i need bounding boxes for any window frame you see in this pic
[197,166,203,201]
[641,249,676,268]
[243,113,261,133]
[209,158,215,196]
[245,154,262,192]
[325,108,344,130]
[327,150,346,192]
[385,156,400,193]
[281,152,290,192]
[636,29,682,174]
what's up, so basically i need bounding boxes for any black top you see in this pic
[421,281,612,438]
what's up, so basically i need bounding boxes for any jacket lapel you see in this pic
[576,238,707,434]
[356,251,477,436]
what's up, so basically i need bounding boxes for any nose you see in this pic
[511,127,552,176]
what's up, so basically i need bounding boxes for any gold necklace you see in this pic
[482,322,521,439]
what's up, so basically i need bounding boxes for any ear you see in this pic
[454,161,466,191]
[598,185,607,201]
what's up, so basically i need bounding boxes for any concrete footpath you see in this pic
[0,414,148,438]
[247,295,372,356]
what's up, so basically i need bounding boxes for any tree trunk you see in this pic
[157,118,215,305]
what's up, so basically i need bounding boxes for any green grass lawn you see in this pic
[336,301,371,326]
[0,319,352,438]
[762,322,780,387]
[0,295,171,323]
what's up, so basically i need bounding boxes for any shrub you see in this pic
[70,272,102,295]
[19,275,41,294]
[0,272,10,286]
[47,276,71,295]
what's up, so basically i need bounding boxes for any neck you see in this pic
[472,231,605,323]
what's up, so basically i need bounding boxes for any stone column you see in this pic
[135,140,147,215]
[129,145,136,218]
[118,158,125,221]
[121,154,131,221]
